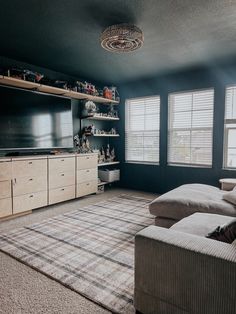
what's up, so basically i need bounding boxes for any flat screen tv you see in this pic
[0,85,73,150]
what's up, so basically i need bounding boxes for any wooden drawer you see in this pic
[0,180,11,199]
[49,171,75,189]
[76,180,97,198]
[13,191,47,214]
[0,161,12,180]
[12,159,47,178]
[77,155,97,170]
[13,176,47,197]
[0,198,12,218]
[77,168,97,184]
[49,185,75,205]
[49,157,75,174]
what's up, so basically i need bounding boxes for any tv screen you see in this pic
[0,85,73,150]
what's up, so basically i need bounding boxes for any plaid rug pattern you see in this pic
[0,195,154,314]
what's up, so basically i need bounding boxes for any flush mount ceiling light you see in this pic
[100,23,144,53]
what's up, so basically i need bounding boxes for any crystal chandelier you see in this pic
[100,23,144,53]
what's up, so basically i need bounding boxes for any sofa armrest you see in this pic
[135,226,236,314]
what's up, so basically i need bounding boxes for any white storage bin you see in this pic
[98,169,120,182]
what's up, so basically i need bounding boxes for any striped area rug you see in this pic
[0,195,154,314]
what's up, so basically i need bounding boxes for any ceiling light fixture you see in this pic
[100,23,144,53]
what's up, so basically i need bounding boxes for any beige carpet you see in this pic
[0,188,156,314]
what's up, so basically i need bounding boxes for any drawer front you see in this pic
[77,155,97,170]
[77,168,97,184]
[49,157,75,174]
[49,185,75,205]
[76,181,97,198]
[0,198,12,218]
[12,159,47,178]
[0,161,12,181]
[49,171,75,189]
[0,180,11,199]
[13,191,47,214]
[13,176,47,196]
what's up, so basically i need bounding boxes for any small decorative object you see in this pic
[77,134,93,154]
[110,128,117,135]
[100,147,106,163]
[74,134,80,147]
[100,23,144,53]
[85,100,97,113]
[110,148,115,162]
[108,104,118,118]
[103,87,112,100]
[106,144,111,161]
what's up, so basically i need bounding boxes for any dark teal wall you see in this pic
[117,64,236,193]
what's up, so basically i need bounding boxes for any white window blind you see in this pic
[125,96,160,164]
[168,89,214,166]
[224,86,236,169]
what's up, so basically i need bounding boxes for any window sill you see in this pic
[167,163,212,169]
[222,167,236,171]
[125,161,159,166]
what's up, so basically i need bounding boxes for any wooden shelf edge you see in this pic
[82,116,120,121]
[98,180,119,186]
[98,161,120,167]
[0,76,120,104]
[92,134,120,137]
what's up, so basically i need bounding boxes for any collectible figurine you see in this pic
[110,148,115,161]
[106,144,110,161]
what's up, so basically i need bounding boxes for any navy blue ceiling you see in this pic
[1,0,236,84]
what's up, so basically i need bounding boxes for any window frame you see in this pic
[223,84,236,170]
[167,88,214,168]
[125,95,161,165]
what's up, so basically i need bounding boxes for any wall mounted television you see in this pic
[0,85,73,150]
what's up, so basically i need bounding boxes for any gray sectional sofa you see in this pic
[149,184,236,228]
[134,212,236,314]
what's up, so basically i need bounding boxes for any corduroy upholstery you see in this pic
[135,213,236,314]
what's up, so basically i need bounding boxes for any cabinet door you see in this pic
[13,191,47,214]
[77,168,97,184]
[77,155,97,170]
[0,162,12,181]
[49,185,75,205]
[12,159,47,178]
[13,176,47,196]
[0,198,12,218]
[76,181,97,198]
[49,157,75,174]
[0,180,11,199]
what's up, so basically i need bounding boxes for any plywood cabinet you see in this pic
[48,156,75,205]
[76,154,97,197]
[12,157,48,214]
[0,159,12,218]
[0,153,98,220]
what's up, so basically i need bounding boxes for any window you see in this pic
[224,86,236,169]
[168,89,214,167]
[125,96,160,164]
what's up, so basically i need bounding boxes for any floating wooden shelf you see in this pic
[92,134,120,137]
[0,76,119,104]
[83,116,119,121]
[98,180,119,186]
[98,161,120,167]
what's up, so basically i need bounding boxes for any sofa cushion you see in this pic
[171,213,234,237]
[207,219,236,243]
[223,189,236,206]
[149,184,236,222]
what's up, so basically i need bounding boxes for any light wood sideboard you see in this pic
[0,153,98,220]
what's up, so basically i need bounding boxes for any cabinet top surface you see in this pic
[0,152,98,162]
[219,178,236,183]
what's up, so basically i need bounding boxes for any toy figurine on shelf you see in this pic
[100,147,106,163]
[74,134,80,147]
[110,147,115,162]
[106,144,111,161]
[110,128,117,135]
[103,86,112,99]
[108,104,118,118]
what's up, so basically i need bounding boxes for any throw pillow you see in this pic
[223,190,236,206]
[207,219,236,243]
